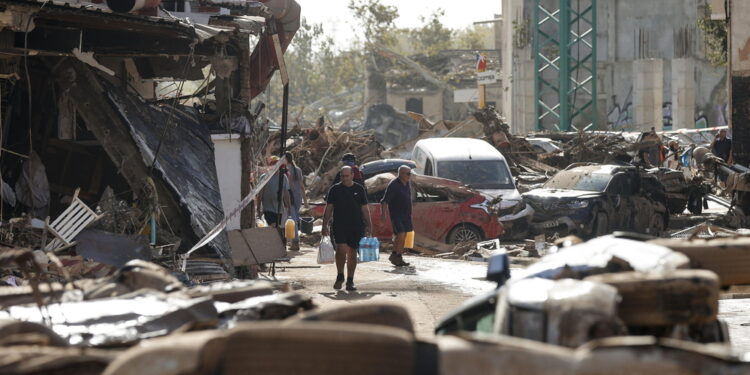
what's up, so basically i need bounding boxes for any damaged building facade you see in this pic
[501,0,728,133]
[0,0,299,279]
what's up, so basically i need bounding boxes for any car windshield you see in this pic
[437,160,515,189]
[543,170,612,192]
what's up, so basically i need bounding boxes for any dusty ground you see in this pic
[271,245,496,338]
[270,242,750,353]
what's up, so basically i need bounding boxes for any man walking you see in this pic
[381,166,413,267]
[284,152,308,251]
[322,166,371,291]
[711,129,732,163]
[331,153,365,186]
[257,156,291,227]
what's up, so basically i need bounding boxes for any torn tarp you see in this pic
[100,78,231,271]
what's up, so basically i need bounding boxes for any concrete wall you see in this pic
[503,0,535,133]
[211,134,242,231]
[387,90,444,121]
[672,58,696,129]
[633,59,664,131]
[504,0,727,134]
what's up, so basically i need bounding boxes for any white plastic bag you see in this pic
[317,236,335,264]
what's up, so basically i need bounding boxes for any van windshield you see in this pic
[437,160,515,189]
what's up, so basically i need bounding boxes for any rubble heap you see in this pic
[267,118,383,198]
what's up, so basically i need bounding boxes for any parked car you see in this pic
[360,159,416,180]
[412,138,533,238]
[523,164,669,238]
[310,173,504,244]
[526,137,563,154]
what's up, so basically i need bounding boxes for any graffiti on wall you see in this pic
[607,89,633,129]
[608,89,727,130]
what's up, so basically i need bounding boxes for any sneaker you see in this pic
[289,241,300,251]
[388,252,410,267]
[333,274,344,290]
[346,281,357,291]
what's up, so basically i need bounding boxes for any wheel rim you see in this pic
[454,227,480,242]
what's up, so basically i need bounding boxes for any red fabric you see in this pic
[248,0,300,100]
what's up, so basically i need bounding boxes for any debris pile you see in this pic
[267,118,383,198]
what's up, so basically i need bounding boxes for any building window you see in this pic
[406,97,423,114]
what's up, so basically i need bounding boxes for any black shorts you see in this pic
[331,227,363,249]
[263,211,280,226]
[391,217,413,234]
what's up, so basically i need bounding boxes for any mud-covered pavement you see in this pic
[272,245,502,338]
[273,244,750,351]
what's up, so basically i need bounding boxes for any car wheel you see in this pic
[447,224,484,244]
[593,212,609,237]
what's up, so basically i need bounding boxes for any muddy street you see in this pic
[274,245,498,337]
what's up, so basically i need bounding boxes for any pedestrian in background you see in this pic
[284,152,308,251]
[322,166,371,291]
[381,165,413,267]
[711,129,732,163]
[257,156,291,228]
[332,153,365,187]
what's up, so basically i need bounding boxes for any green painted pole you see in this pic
[533,1,542,131]
[559,0,571,131]
[591,0,598,130]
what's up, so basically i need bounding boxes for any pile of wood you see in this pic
[265,119,383,198]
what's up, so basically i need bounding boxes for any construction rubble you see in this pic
[0,0,750,373]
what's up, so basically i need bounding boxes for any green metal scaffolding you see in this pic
[534,0,597,131]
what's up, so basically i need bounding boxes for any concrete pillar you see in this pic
[512,60,536,135]
[633,58,664,131]
[671,58,696,130]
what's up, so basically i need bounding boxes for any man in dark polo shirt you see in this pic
[322,166,372,291]
[711,129,732,163]
[381,166,413,267]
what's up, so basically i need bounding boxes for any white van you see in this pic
[412,138,533,238]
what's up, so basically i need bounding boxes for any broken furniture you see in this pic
[228,227,288,276]
[43,189,103,252]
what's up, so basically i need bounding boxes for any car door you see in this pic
[411,183,461,241]
[605,174,634,230]
[367,202,393,240]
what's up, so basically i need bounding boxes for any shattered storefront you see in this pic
[0,0,298,278]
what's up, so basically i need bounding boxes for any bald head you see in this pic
[340,166,354,186]
[398,165,412,183]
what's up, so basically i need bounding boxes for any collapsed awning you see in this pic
[58,60,231,272]
[102,77,232,269]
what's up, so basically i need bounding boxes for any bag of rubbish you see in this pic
[317,236,335,264]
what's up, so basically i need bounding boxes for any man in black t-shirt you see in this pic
[711,129,732,163]
[322,166,372,291]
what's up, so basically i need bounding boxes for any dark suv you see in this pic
[522,164,669,237]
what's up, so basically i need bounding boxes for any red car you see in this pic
[311,174,504,244]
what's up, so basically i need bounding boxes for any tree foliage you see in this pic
[698,5,727,66]
[348,0,399,47]
[262,0,496,123]
[410,9,453,55]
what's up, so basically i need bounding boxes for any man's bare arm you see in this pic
[322,203,333,236]
[283,189,292,214]
[361,204,372,237]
